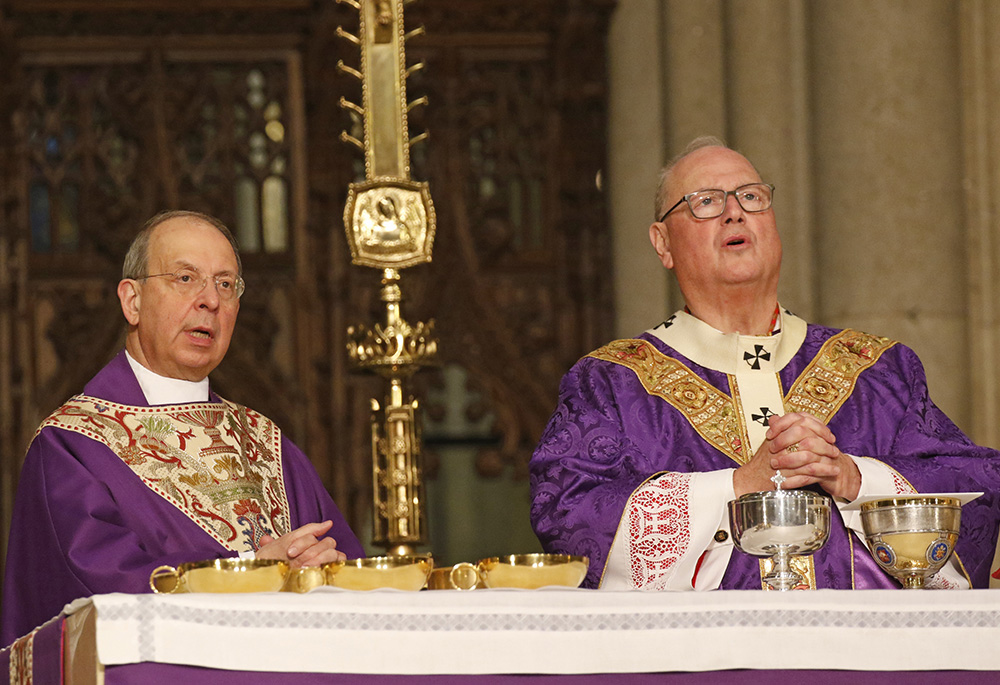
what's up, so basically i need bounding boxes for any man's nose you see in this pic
[721,193,745,222]
[196,279,222,309]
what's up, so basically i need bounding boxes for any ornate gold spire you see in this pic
[337,0,436,555]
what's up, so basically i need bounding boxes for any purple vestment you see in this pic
[1,351,364,646]
[530,321,1000,590]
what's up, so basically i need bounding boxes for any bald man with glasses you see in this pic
[2,210,363,646]
[530,137,1000,592]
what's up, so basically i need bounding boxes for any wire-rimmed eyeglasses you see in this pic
[658,183,775,223]
[139,268,245,301]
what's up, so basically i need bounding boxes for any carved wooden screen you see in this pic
[0,0,615,596]
[401,4,616,559]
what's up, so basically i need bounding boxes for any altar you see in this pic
[5,588,1000,683]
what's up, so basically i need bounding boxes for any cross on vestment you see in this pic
[751,407,776,426]
[744,344,771,370]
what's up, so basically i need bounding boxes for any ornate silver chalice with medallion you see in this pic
[728,471,832,591]
[859,495,962,589]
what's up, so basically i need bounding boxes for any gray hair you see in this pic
[122,210,242,279]
[653,135,730,220]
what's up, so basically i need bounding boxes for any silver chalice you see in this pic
[729,479,832,591]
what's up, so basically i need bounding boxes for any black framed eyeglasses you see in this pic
[658,183,775,222]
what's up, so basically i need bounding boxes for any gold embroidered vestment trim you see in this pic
[587,339,747,463]
[9,627,35,685]
[589,330,897,455]
[589,330,899,591]
[784,330,897,421]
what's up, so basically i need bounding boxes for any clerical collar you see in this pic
[125,351,210,405]
[683,303,782,335]
[645,305,807,375]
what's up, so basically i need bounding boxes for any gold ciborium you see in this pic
[729,490,832,591]
[860,496,961,589]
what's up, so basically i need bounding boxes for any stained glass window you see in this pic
[22,59,295,257]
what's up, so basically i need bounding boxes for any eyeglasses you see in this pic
[139,268,245,301]
[658,183,774,222]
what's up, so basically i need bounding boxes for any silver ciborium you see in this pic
[729,489,832,591]
[859,496,961,589]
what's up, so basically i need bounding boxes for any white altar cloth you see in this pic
[69,588,1000,675]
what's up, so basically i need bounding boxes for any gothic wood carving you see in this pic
[0,0,615,602]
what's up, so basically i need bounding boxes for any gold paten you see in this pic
[337,0,436,556]
[325,554,433,591]
[149,558,289,594]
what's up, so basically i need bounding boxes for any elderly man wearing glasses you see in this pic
[530,137,1000,591]
[2,210,363,646]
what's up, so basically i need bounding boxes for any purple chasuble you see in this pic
[530,322,1000,590]
[1,350,364,646]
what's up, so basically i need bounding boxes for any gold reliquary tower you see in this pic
[337,0,436,556]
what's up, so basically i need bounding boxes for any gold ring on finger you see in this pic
[786,442,800,454]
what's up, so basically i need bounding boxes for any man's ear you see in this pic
[649,222,674,269]
[117,279,141,326]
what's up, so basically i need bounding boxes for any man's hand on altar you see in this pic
[256,520,349,567]
[733,412,861,501]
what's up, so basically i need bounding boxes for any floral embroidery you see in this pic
[39,396,291,553]
[588,340,749,464]
[671,381,709,410]
[785,330,897,422]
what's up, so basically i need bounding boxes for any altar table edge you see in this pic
[66,588,1000,675]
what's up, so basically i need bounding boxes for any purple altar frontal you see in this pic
[4,588,1000,683]
[91,667,999,684]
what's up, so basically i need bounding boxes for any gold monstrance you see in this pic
[337,0,436,556]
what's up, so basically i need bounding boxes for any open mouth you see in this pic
[189,328,213,339]
[724,237,747,247]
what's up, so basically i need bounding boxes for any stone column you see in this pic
[607,0,670,336]
[608,1,977,435]
[727,0,816,320]
[960,0,1000,446]
[609,1,817,331]
[810,0,968,425]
